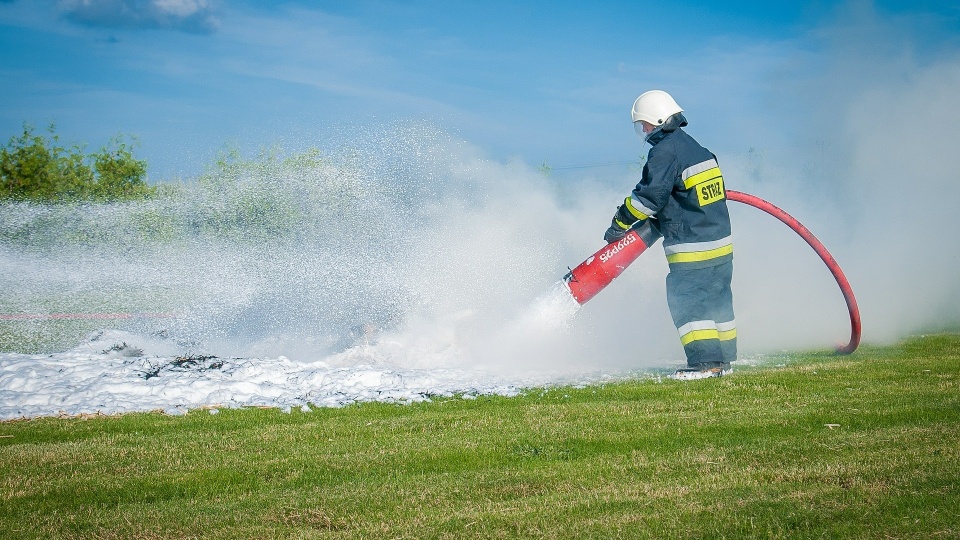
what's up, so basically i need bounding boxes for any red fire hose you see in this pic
[564,190,861,355]
[726,190,860,354]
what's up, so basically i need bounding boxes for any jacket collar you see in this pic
[645,112,688,146]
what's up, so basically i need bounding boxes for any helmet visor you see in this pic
[633,121,646,139]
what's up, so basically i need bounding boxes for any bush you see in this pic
[91,135,152,201]
[0,124,154,202]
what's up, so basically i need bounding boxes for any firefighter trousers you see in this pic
[665,260,736,366]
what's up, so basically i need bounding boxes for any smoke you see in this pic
[840,54,960,338]
[708,2,960,350]
[0,121,665,374]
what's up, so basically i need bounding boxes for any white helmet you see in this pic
[631,90,683,126]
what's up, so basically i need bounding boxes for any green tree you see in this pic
[0,124,94,201]
[91,135,152,201]
[0,124,153,203]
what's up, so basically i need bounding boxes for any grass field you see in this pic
[1,333,958,539]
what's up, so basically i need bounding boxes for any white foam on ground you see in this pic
[0,293,641,420]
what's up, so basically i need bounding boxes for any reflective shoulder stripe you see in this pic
[681,158,719,181]
[626,195,656,220]
[681,158,721,190]
[684,167,722,190]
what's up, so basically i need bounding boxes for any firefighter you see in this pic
[604,90,736,379]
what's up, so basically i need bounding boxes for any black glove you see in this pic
[614,202,641,229]
[604,219,627,243]
[604,202,638,244]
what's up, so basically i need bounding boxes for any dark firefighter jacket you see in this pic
[616,114,733,271]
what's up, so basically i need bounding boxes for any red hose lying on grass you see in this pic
[564,190,861,355]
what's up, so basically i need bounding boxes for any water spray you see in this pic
[562,190,861,355]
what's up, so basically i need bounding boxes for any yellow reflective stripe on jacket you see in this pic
[684,167,723,190]
[682,158,722,190]
[663,236,733,263]
[665,243,733,264]
[624,196,650,220]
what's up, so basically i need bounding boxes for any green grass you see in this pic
[2,334,959,539]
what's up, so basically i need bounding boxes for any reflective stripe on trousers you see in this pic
[665,260,736,366]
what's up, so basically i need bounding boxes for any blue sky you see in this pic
[2,0,959,179]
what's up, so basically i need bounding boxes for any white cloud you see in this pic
[58,0,219,33]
